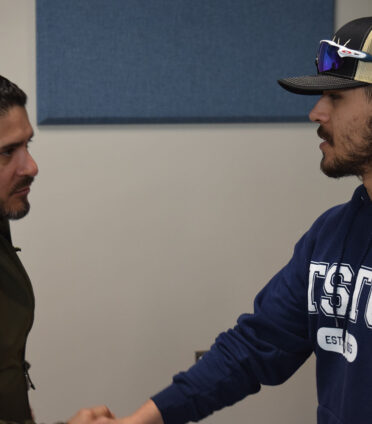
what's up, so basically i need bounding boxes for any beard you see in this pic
[0,176,34,220]
[2,199,31,220]
[319,118,372,178]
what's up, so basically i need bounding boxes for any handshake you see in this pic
[67,400,162,424]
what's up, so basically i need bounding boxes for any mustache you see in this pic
[317,126,334,146]
[10,176,35,195]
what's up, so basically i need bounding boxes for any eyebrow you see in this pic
[0,137,34,152]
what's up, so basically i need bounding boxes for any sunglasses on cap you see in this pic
[316,39,372,73]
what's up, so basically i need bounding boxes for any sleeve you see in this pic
[0,421,35,424]
[151,229,316,424]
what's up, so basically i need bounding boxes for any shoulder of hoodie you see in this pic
[289,191,356,261]
[306,185,362,238]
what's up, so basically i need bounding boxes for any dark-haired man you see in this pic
[0,76,113,424]
[97,16,372,424]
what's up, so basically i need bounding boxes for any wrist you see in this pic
[127,399,163,424]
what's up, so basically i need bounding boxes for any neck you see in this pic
[362,172,372,199]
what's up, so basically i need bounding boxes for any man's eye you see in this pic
[1,148,15,157]
[329,93,341,101]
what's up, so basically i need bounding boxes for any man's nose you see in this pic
[309,96,330,124]
[18,151,39,178]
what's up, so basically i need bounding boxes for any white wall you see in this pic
[0,1,371,422]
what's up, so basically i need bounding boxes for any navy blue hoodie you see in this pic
[152,185,372,424]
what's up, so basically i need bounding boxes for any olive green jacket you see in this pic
[0,218,35,423]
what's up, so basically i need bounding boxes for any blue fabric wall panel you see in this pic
[36,0,334,125]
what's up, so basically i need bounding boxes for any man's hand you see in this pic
[95,400,163,424]
[68,405,115,424]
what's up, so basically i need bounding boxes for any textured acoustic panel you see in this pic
[36,0,334,124]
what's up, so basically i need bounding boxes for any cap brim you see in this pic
[278,74,368,95]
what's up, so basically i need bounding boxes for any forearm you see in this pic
[119,400,163,424]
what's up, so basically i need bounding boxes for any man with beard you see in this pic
[95,16,372,424]
[0,76,114,424]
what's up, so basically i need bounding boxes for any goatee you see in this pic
[0,176,34,220]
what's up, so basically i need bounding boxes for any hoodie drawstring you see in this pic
[331,191,372,351]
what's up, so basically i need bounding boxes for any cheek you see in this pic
[333,117,361,148]
[0,171,14,197]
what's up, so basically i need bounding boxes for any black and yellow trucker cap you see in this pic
[278,17,372,95]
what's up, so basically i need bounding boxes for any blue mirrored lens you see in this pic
[317,42,344,72]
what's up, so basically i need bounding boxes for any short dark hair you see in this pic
[0,75,27,117]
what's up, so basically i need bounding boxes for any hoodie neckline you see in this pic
[353,184,372,206]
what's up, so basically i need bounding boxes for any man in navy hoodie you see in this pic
[98,17,372,424]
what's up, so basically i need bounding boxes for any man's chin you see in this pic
[320,156,356,179]
[8,207,30,220]
[321,165,345,178]
[1,200,30,220]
